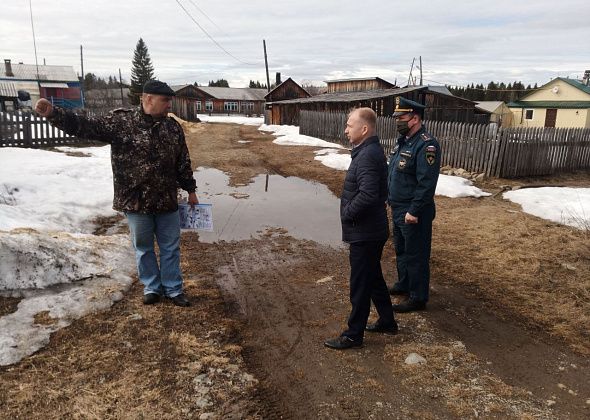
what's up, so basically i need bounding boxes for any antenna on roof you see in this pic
[407,58,415,86]
[28,0,40,83]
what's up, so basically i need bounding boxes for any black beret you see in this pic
[143,80,176,96]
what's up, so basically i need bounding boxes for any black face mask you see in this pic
[396,119,411,136]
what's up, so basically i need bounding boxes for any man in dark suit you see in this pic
[324,108,398,350]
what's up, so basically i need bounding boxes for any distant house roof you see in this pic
[264,77,310,100]
[0,81,18,98]
[196,86,267,101]
[326,76,395,85]
[475,101,505,113]
[269,85,473,105]
[507,100,590,109]
[0,62,79,82]
[557,77,590,95]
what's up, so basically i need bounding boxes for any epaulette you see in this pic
[111,108,133,114]
[420,132,432,141]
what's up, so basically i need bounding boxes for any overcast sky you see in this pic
[2,0,589,88]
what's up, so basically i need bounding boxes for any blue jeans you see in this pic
[125,210,184,297]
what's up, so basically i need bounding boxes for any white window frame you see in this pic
[241,102,254,112]
[224,101,238,112]
[205,101,213,111]
[195,101,202,111]
[524,109,534,120]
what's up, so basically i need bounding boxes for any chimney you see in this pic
[583,70,590,86]
[4,59,14,77]
[275,72,281,86]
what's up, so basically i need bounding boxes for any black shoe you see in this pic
[170,293,191,307]
[393,299,426,313]
[365,321,399,335]
[324,336,363,350]
[143,293,160,305]
[389,284,408,296]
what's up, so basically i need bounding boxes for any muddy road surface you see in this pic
[1,120,589,419]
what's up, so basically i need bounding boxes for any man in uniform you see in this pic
[35,80,198,307]
[387,97,441,312]
[324,108,398,350]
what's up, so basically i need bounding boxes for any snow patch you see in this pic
[197,114,263,126]
[504,187,590,229]
[259,124,344,148]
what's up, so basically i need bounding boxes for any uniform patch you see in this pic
[425,151,436,165]
[400,151,412,158]
[421,133,432,141]
[426,145,437,152]
[398,158,407,169]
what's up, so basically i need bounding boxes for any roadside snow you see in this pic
[0,145,134,366]
[0,146,115,232]
[436,175,491,198]
[504,187,590,230]
[259,124,344,148]
[197,114,263,125]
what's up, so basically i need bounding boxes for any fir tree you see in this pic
[208,79,229,87]
[129,38,155,105]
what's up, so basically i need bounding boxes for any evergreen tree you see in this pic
[209,79,229,87]
[129,38,155,105]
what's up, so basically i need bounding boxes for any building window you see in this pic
[525,109,534,120]
[196,101,201,111]
[224,101,238,112]
[241,102,254,113]
[205,101,213,111]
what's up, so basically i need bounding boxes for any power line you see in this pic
[173,0,258,66]
[186,0,221,31]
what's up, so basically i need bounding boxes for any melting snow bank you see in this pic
[259,124,345,148]
[0,145,135,366]
[0,230,132,290]
[0,146,115,232]
[504,187,590,230]
[0,229,133,366]
[436,175,491,198]
[0,229,134,366]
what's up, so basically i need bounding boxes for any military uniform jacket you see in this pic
[387,126,441,216]
[340,135,389,243]
[49,106,197,214]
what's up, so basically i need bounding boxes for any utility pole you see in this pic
[263,40,271,93]
[80,45,85,108]
[407,57,415,87]
[419,56,423,86]
[119,68,124,104]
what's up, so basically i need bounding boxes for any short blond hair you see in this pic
[350,107,377,129]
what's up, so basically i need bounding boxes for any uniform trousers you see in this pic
[391,204,435,302]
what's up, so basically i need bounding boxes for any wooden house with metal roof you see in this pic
[266,84,484,126]
[326,77,397,93]
[0,59,82,109]
[264,78,311,125]
[508,74,590,128]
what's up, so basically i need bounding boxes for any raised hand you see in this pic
[35,98,53,117]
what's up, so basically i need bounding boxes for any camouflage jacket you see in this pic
[49,106,197,214]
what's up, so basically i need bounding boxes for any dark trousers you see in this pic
[392,204,435,302]
[343,239,395,341]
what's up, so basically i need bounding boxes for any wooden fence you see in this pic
[299,110,590,178]
[1,111,79,148]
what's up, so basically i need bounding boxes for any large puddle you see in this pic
[189,167,343,248]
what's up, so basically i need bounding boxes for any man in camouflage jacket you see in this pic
[35,80,198,307]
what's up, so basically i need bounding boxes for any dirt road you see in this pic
[1,120,589,419]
